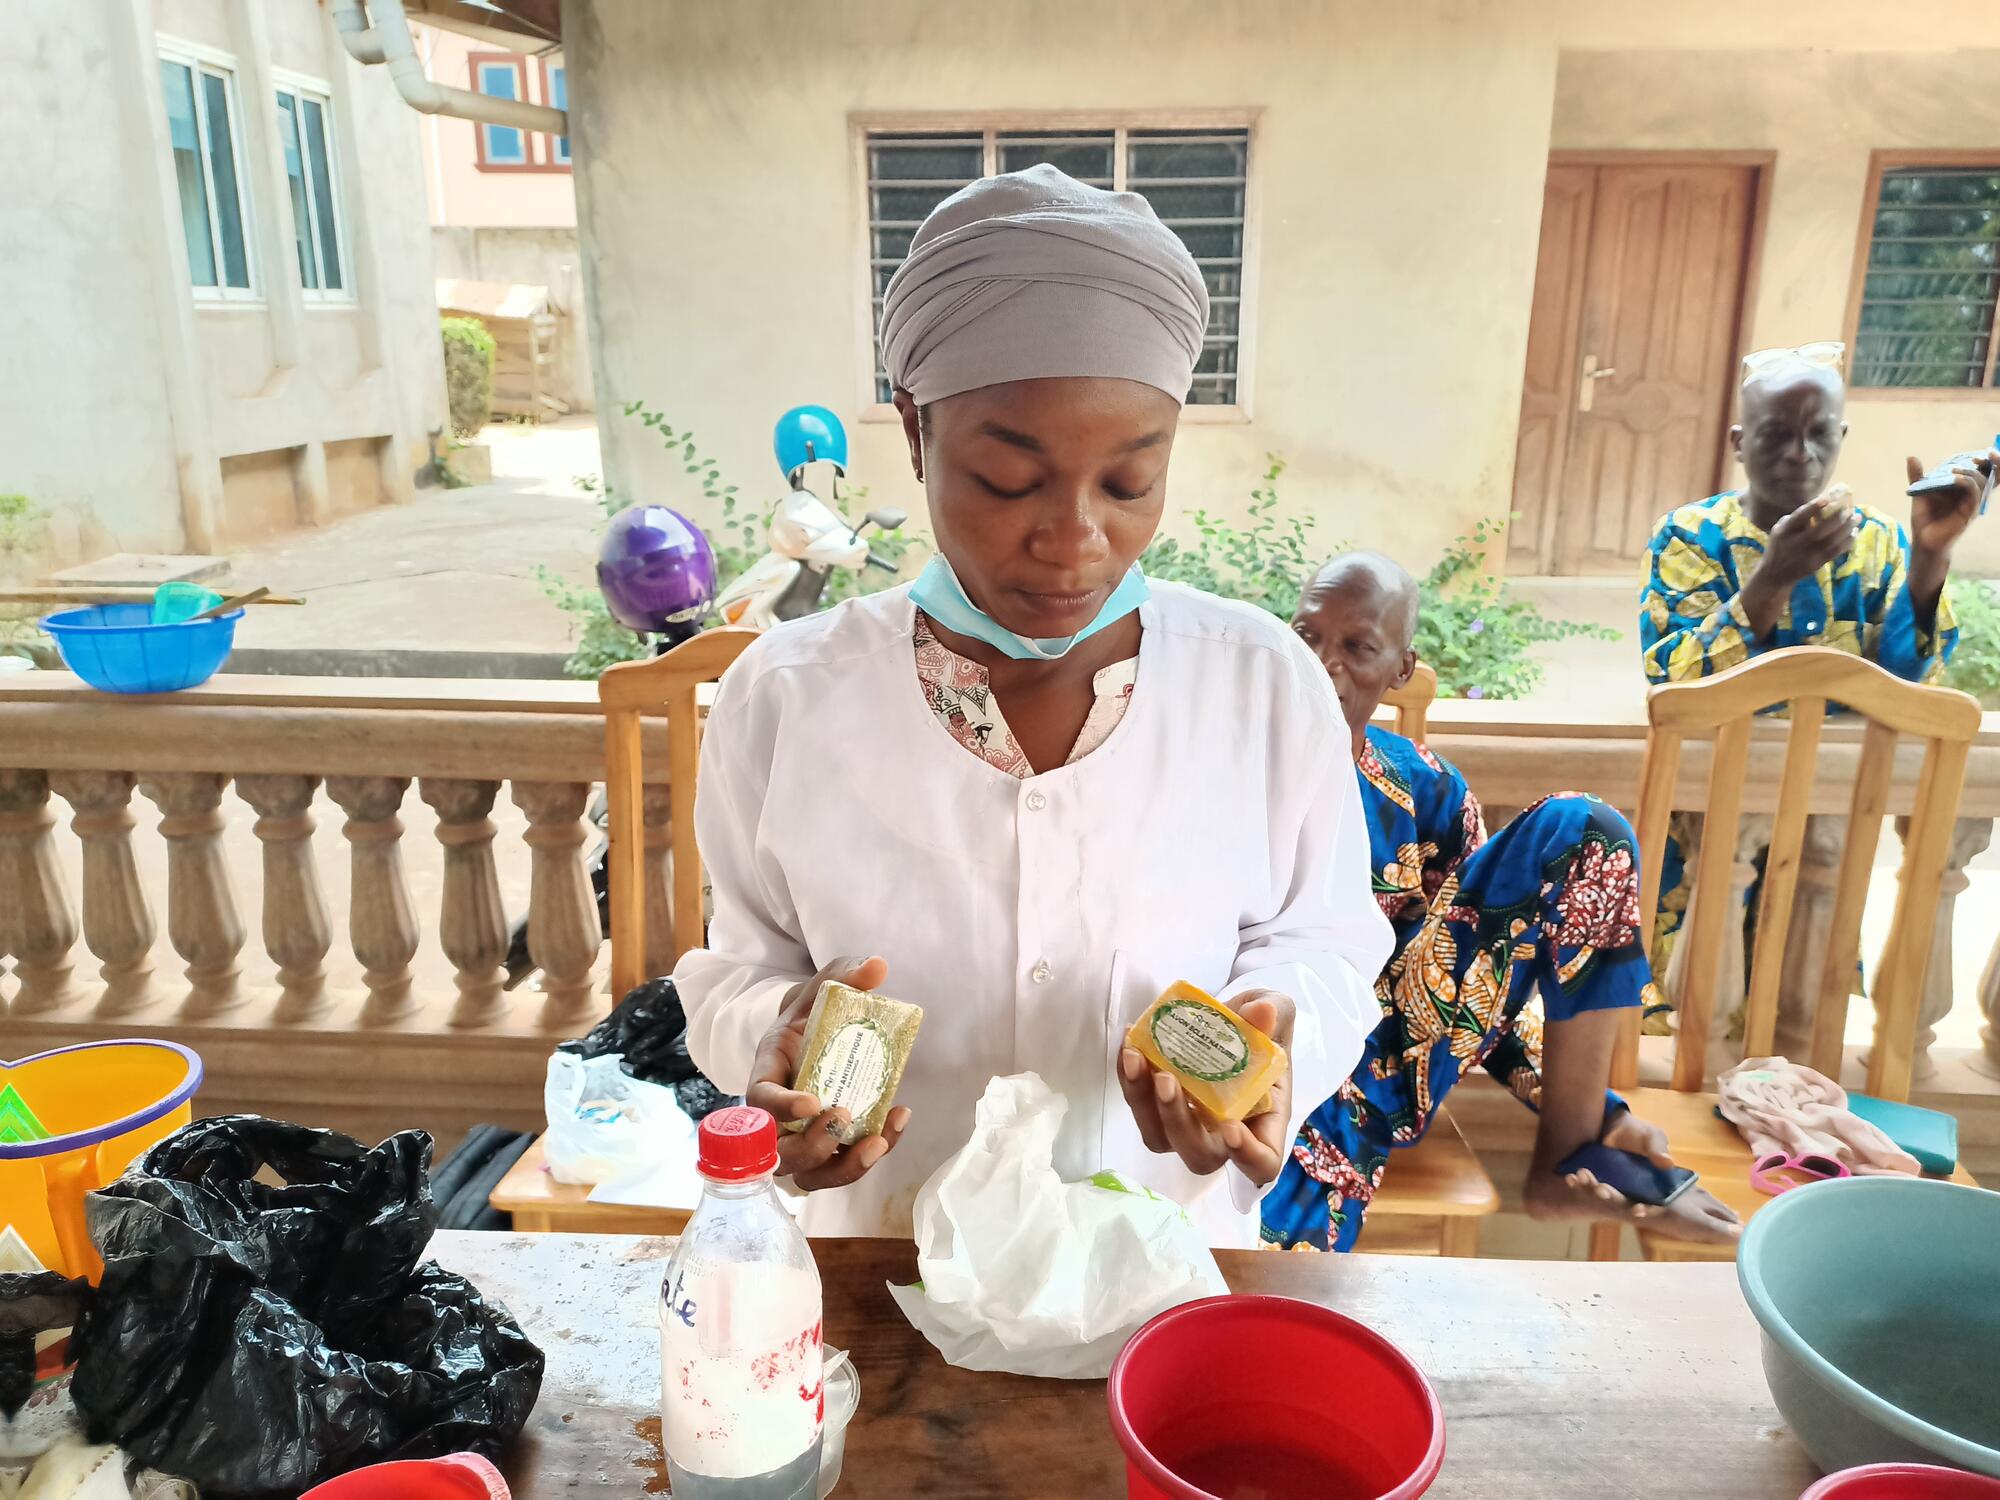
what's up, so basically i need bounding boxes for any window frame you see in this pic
[157,35,261,305]
[471,52,568,173]
[541,58,570,167]
[850,110,1262,422]
[271,68,353,306]
[1843,148,2000,401]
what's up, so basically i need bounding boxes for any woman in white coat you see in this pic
[674,166,1393,1246]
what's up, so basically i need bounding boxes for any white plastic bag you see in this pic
[541,1051,693,1187]
[886,1073,1228,1379]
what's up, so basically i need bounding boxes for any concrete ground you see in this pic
[224,416,605,670]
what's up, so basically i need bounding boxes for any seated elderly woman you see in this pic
[672,167,1391,1245]
[1260,553,1741,1252]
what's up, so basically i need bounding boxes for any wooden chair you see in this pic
[1594,646,1981,1262]
[599,629,760,999]
[1361,660,1504,1255]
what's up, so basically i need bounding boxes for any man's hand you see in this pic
[1907,450,1991,558]
[1118,990,1295,1186]
[1740,488,1859,636]
[744,955,911,1191]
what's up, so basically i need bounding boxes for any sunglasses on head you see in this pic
[1741,341,1847,380]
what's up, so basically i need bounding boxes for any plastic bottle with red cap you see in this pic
[660,1105,825,1499]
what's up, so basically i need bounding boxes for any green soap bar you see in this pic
[783,981,922,1145]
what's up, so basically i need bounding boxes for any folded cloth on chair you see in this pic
[1717,1056,1920,1176]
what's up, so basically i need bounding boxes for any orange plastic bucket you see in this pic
[0,1040,203,1282]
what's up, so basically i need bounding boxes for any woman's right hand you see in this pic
[745,955,912,1191]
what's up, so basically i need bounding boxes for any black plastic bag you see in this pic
[559,975,698,1084]
[558,977,738,1121]
[71,1116,544,1499]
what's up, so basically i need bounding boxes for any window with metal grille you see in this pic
[1851,162,2000,389]
[864,125,1250,406]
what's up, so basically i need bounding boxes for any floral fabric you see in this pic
[912,613,1136,778]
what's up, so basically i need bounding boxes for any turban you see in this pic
[879,165,1210,406]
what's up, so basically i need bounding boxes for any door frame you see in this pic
[1512,149,1775,573]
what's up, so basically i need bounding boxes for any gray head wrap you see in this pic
[879,164,1210,406]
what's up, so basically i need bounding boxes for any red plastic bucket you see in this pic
[1801,1466,2000,1499]
[1108,1295,1444,1499]
[299,1455,510,1499]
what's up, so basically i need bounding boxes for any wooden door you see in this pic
[1510,160,1759,575]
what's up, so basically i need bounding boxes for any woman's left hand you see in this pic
[1118,989,1295,1185]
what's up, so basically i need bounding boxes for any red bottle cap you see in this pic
[697,1105,779,1181]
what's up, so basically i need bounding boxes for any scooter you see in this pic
[711,406,905,629]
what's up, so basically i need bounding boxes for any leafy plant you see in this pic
[1140,457,1327,620]
[1944,576,2000,707]
[536,403,919,679]
[440,316,496,437]
[0,494,53,661]
[1413,517,1618,699]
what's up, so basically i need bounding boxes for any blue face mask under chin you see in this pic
[908,554,1150,661]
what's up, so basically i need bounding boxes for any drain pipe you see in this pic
[331,0,567,136]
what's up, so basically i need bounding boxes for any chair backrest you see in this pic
[598,628,760,999]
[1381,661,1439,741]
[1618,646,1979,1102]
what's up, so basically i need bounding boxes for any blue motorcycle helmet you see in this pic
[773,405,847,485]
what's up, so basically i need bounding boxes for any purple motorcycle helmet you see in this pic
[596,504,718,644]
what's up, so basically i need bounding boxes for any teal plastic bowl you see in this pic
[1739,1176,2000,1479]
[42,603,240,693]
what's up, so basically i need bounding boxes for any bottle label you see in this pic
[661,1258,823,1479]
[1150,999,1249,1083]
[804,1018,890,1118]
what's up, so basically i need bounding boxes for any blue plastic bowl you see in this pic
[42,603,241,693]
[1739,1175,2000,1479]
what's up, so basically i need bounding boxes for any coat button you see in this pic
[1026,789,1048,812]
[1031,960,1053,984]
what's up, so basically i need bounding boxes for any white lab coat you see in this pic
[674,582,1392,1246]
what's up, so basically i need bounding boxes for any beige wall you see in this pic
[568,0,2000,579]
[2,0,446,558]
[570,0,1561,571]
[417,24,574,230]
[1553,46,2000,574]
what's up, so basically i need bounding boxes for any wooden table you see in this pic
[487,1139,692,1235]
[437,1231,1820,1499]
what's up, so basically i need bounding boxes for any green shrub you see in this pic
[440,316,496,437]
[1140,457,1327,620]
[1412,518,1618,699]
[0,494,53,661]
[1944,576,2000,707]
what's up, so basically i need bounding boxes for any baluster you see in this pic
[1889,815,1993,1084]
[49,772,155,1016]
[1976,927,2000,1082]
[421,778,509,1028]
[236,774,332,1023]
[642,783,674,988]
[0,770,79,1014]
[513,780,600,1027]
[327,776,420,1026]
[141,772,244,1018]
[1773,813,1846,1064]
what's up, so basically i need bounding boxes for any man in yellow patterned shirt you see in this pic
[1639,343,1988,982]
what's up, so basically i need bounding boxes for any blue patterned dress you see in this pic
[1259,728,1651,1251]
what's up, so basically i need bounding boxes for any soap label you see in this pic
[804,1019,890,1118]
[1150,999,1249,1082]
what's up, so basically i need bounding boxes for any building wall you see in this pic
[1,0,447,560]
[417,24,574,230]
[432,225,594,411]
[569,0,1561,570]
[1552,46,2000,574]
[567,0,2000,585]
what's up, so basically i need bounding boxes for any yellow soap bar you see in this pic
[783,981,923,1145]
[1125,981,1287,1123]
